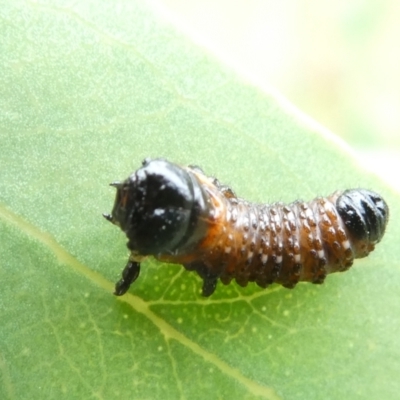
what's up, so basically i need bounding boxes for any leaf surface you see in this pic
[1,1,399,399]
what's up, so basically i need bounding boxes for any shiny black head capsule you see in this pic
[105,158,208,255]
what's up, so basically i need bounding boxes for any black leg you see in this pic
[201,276,218,297]
[114,260,141,296]
[183,261,219,297]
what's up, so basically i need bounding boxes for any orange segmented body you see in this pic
[104,158,389,297]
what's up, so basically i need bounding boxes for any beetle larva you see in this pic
[104,158,389,297]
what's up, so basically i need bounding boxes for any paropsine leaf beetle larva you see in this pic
[103,158,389,297]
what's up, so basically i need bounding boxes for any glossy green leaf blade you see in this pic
[1,1,399,399]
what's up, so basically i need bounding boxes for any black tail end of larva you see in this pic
[336,189,389,244]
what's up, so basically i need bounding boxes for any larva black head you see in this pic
[105,158,207,255]
[336,189,389,251]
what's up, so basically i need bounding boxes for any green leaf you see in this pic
[1,1,399,399]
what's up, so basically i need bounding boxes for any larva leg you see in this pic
[202,276,218,297]
[184,261,219,297]
[114,259,141,296]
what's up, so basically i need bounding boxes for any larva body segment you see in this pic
[104,158,389,297]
